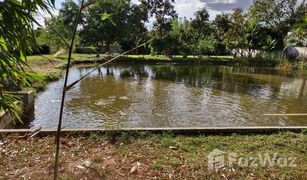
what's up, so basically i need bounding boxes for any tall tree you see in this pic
[119,3,148,53]
[213,13,231,54]
[247,0,301,49]
[223,8,246,52]
[140,0,177,36]
[191,7,211,41]
[36,0,80,52]
[80,0,132,51]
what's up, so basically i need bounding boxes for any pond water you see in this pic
[29,64,307,129]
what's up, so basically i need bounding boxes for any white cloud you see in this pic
[175,0,203,19]
[199,0,252,11]
[34,8,59,28]
[173,0,246,20]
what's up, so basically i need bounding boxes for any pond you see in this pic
[29,64,307,129]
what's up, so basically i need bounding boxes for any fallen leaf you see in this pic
[130,162,141,174]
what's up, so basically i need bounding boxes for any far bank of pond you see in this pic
[26,54,237,93]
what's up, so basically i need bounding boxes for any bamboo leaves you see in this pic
[0,0,52,121]
[101,13,116,26]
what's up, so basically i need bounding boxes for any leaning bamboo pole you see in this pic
[263,113,307,116]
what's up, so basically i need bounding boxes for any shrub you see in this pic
[27,44,50,55]
[74,47,97,54]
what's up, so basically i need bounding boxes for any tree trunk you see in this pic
[105,42,111,53]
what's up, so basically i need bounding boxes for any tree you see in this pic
[35,0,80,52]
[36,16,71,52]
[80,0,142,52]
[285,3,307,47]
[119,3,148,53]
[223,8,246,53]
[0,0,52,120]
[141,0,178,56]
[212,13,231,55]
[191,7,211,40]
[285,16,307,47]
[247,0,301,49]
[141,0,177,36]
[213,13,231,42]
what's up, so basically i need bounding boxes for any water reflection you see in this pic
[30,64,307,129]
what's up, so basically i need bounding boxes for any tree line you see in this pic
[36,0,307,56]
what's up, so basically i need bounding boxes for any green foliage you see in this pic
[0,93,22,122]
[80,0,148,53]
[150,34,179,56]
[152,160,164,170]
[119,3,148,53]
[141,0,177,36]
[285,10,307,47]
[285,28,307,47]
[198,39,217,55]
[0,0,51,120]
[236,52,287,67]
[191,7,211,40]
[100,13,115,25]
[247,0,302,49]
[223,8,246,51]
[36,0,80,52]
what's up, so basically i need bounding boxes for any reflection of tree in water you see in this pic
[150,65,285,97]
[119,64,149,78]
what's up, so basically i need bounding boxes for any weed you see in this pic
[152,160,164,170]
[170,158,181,167]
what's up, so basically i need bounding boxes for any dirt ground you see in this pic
[0,131,306,179]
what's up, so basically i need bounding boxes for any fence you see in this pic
[233,47,307,60]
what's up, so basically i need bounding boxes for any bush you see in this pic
[236,52,287,67]
[28,44,50,55]
[74,47,97,54]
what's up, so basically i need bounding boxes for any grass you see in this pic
[127,54,234,61]
[0,131,306,179]
[27,53,97,62]
[25,53,99,92]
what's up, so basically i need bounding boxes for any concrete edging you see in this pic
[0,126,306,135]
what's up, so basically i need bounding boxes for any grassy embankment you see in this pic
[25,54,97,91]
[127,54,233,61]
[0,131,306,179]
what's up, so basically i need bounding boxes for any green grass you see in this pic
[25,53,100,92]
[127,54,234,61]
[152,160,164,170]
[27,53,234,64]
[27,53,97,62]
[25,71,60,92]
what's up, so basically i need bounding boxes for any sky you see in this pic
[37,0,254,27]
[169,0,253,20]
